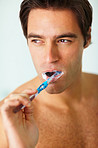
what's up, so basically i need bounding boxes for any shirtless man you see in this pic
[0,0,98,148]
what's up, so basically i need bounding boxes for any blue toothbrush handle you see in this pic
[37,81,48,93]
[13,80,48,113]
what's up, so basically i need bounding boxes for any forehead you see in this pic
[27,9,82,37]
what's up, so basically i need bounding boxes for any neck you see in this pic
[41,72,85,107]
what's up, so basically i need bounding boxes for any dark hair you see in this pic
[19,0,92,46]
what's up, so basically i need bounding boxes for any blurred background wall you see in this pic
[0,0,98,100]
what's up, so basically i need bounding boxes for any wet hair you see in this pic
[19,0,92,46]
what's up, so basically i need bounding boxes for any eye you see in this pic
[57,39,72,44]
[31,39,41,43]
[31,39,44,45]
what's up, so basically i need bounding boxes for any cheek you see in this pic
[61,42,83,65]
[60,43,83,77]
[29,47,38,65]
[29,46,44,73]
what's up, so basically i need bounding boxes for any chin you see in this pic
[45,83,66,94]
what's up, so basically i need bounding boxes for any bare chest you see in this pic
[34,104,98,148]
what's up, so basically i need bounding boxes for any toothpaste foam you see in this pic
[42,71,64,81]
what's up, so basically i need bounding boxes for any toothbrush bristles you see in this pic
[47,71,62,84]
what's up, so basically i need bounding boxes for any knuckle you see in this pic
[22,89,37,94]
[20,93,29,99]
[0,104,6,113]
[22,89,32,94]
[22,89,29,93]
[18,96,29,104]
[9,93,15,97]
[6,93,17,100]
[4,98,9,103]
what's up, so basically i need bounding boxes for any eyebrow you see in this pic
[27,33,77,39]
[56,33,77,39]
[27,34,43,39]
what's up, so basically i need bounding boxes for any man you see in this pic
[0,0,98,147]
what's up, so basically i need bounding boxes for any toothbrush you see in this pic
[13,71,63,113]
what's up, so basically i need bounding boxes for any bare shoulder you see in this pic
[0,76,39,108]
[12,76,40,93]
[83,72,98,97]
[84,72,98,85]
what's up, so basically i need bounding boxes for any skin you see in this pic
[0,9,98,148]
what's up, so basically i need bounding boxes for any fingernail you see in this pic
[27,102,31,107]
[32,89,37,92]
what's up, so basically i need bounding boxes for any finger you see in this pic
[22,89,37,95]
[4,93,30,103]
[1,100,22,112]
[4,96,31,108]
[7,89,37,100]
[0,100,24,127]
[10,93,29,98]
[1,100,32,117]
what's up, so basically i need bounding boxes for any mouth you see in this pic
[42,70,64,82]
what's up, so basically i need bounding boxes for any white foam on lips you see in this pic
[42,73,47,80]
[42,70,57,81]
[42,71,64,81]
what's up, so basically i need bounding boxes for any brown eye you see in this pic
[57,39,72,43]
[31,39,45,46]
[31,39,41,44]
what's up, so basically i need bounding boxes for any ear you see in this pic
[84,27,91,48]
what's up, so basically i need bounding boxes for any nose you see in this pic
[45,43,60,63]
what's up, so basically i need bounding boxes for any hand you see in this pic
[0,89,39,148]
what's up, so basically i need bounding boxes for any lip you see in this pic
[42,69,62,73]
[42,70,64,82]
[49,73,63,83]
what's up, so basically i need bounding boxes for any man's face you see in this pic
[27,9,84,94]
